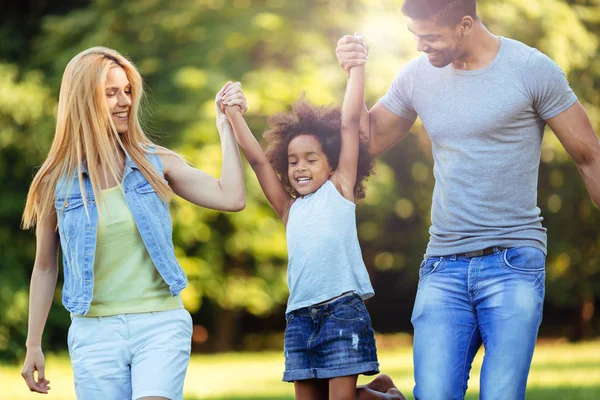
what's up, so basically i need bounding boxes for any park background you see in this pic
[1,0,599,398]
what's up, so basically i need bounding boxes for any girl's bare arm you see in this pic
[223,94,294,222]
[332,60,365,202]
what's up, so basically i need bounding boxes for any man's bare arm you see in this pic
[546,101,600,208]
[364,103,415,156]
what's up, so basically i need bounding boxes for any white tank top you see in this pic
[285,180,374,313]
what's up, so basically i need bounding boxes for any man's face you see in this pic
[407,17,464,68]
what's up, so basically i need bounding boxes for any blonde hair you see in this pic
[22,46,172,229]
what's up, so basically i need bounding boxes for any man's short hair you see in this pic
[402,0,478,26]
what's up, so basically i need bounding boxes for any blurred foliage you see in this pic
[0,0,599,360]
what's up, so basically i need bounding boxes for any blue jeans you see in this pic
[411,247,545,400]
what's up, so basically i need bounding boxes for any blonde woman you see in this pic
[20,47,247,399]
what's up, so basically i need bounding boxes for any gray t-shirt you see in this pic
[380,37,577,257]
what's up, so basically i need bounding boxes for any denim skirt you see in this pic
[282,292,379,381]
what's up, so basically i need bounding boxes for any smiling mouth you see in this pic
[113,111,128,119]
[296,177,312,185]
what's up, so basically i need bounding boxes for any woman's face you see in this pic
[105,66,132,134]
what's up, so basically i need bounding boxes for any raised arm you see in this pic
[221,84,294,222]
[161,82,246,212]
[336,34,415,157]
[331,42,365,201]
[546,101,600,208]
[21,208,59,394]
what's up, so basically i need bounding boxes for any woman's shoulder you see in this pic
[144,145,181,176]
[152,146,183,167]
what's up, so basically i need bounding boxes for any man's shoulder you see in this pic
[502,37,565,83]
[500,37,538,64]
[500,37,560,70]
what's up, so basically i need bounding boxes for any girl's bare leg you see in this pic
[294,379,328,400]
[329,375,359,400]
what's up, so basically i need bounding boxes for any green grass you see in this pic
[1,340,599,399]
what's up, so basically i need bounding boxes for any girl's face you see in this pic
[287,134,332,196]
[105,66,132,134]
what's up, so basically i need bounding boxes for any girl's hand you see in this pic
[222,82,248,115]
[21,346,51,393]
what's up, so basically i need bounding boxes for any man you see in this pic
[336,0,600,399]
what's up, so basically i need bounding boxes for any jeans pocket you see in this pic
[501,247,546,273]
[418,257,443,281]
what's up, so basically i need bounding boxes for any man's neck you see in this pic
[452,22,500,70]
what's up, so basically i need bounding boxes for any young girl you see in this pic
[20,47,246,399]
[221,60,404,398]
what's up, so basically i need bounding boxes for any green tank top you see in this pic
[84,185,183,317]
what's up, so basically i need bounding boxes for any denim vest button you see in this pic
[311,308,318,315]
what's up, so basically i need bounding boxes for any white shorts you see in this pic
[68,308,192,400]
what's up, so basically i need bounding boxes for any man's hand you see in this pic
[336,32,369,74]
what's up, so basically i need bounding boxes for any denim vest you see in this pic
[54,151,187,315]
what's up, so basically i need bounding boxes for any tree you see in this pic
[1,0,599,359]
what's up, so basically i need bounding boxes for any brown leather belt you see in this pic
[456,247,506,258]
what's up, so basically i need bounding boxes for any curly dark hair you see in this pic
[264,100,375,200]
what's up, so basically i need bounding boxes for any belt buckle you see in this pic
[464,249,484,258]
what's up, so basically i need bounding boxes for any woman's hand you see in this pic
[215,81,234,131]
[222,82,248,116]
[22,346,51,393]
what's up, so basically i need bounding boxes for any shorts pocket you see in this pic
[285,312,295,325]
[181,309,193,336]
[330,300,365,323]
[501,247,546,273]
[67,320,76,353]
